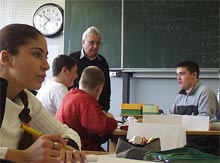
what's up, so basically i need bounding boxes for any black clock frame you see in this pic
[33,3,64,38]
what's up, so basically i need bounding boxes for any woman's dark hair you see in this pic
[0,23,42,55]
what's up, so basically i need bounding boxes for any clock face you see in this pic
[33,3,64,37]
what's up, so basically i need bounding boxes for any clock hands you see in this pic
[43,15,50,22]
[43,15,51,26]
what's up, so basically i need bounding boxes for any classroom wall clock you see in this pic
[33,3,64,38]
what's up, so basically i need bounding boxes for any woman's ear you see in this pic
[0,50,12,67]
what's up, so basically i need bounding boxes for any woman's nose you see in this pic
[42,60,50,71]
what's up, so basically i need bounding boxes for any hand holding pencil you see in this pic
[20,124,86,163]
[21,124,42,137]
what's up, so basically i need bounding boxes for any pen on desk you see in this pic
[21,124,42,137]
[147,137,155,144]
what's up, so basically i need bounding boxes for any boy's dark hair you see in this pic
[176,61,200,78]
[52,54,78,76]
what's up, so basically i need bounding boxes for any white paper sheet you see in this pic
[127,123,186,150]
[95,154,154,163]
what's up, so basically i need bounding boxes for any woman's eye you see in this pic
[31,49,48,60]
[32,51,42,58]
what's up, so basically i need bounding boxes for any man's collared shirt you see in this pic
[80,49,101,61]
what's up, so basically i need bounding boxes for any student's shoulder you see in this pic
[62,89,96,108]
[197,82,216,96]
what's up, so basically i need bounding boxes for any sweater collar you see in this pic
[179,81,200,95]
[80,49,100,61]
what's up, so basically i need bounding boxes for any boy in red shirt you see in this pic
[56,66,117,151]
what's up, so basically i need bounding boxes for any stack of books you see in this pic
[142,104,159,115]
[121,103,143,116]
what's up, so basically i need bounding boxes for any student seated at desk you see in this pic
[0,24,85,162]
[56,66,117,151]
[169,60,220,155]
[169,60,220,120]
[37,54,78,115]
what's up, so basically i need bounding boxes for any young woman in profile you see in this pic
[0,24,85,163]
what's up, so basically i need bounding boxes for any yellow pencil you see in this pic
[147,137,155,144]
[21,124,42,137]
[21,124,71,150]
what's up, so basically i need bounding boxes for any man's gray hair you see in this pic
[82,26,101,40]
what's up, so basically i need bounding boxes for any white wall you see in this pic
[0,0,65,79]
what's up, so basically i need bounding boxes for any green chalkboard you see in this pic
[124,0,220,68]
[64,0,220,69]
[64,0,121,68]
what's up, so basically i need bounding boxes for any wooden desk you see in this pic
[108,129,220,152]
[186,130,220,136]
[113,129,127,136]
[108,129,126,152]
[113,129,220,136]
